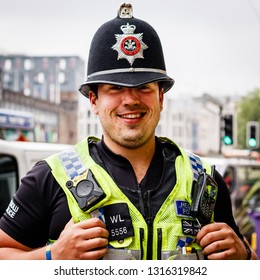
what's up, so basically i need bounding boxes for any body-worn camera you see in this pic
[66,169,106,211]
[190,167,218,225]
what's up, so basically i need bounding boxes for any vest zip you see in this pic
[138,184,153,259]
[144,191,154,260]
[146,218,154,259]
[137,187,145,216]
[157,228,162,260]
[138,183,154,260]
[139,228,144,260]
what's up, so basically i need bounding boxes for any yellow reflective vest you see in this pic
[45,136,213,260]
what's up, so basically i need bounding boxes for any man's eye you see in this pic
[110,85,122,90]
[137,85,149,90]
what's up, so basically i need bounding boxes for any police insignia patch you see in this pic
[175,200,192,218]
[181,219,201,236]
[112,23,148,66]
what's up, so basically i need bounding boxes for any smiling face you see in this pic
[89,82,164,151]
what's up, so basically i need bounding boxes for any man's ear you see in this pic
[89,91,98,115]
[159,88,164,111]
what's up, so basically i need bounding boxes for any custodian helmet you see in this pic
[79,3,174,98]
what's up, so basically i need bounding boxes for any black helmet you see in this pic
[79,3,174,98]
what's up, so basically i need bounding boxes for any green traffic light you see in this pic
[223,136,233,145]
[248,138,257,147]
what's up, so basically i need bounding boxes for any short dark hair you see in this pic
[89,85,98,97]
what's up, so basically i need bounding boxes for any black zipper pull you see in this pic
[157,228,162,260]
[139,228,144,260]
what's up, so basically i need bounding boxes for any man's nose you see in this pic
[121,88,140,104]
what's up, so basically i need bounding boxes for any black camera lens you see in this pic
[76,180,94,197]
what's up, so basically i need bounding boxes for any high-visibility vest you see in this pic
[45,136,213,259]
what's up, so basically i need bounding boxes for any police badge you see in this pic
[112,23,148,66]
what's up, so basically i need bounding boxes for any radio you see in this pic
[190,167,218,225]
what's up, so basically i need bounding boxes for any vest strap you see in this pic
[186,152,204,181]
[59,148,86,179]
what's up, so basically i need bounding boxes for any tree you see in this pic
[237,89,260,149]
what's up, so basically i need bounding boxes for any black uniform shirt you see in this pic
[0,138,242,248]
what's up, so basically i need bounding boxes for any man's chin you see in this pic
[119,134,150,149]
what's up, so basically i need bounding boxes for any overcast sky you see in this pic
[0,0,259,98]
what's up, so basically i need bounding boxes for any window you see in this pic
[58,72,66,84]
[4,59,12,71]
[87,124,91,135]
[59,59,67,70]
[0,155,18,217]
[37,72,45,84]
[24,59,32,70]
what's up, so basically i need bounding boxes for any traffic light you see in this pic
[222,114,233,145]
[247,121,259,148]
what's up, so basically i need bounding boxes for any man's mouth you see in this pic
[119,113,145,119]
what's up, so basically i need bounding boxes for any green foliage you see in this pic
[237,89,260,149]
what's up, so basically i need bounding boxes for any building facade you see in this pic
[0,54,237,153]
[0,55,85,144]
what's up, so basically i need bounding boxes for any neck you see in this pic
[103,136,156,183]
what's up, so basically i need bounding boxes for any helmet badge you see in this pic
[112,23,148,66]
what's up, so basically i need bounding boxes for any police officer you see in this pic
[0,3,257,260]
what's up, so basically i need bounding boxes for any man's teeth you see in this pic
[121,113,141,119]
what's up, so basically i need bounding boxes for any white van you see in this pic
[0,140,71,216]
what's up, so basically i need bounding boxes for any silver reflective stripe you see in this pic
[187,152,203,181]
[87,67,167,78]
[58,148,86,179]
[103,248,141,260]
[162,250,204,260]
